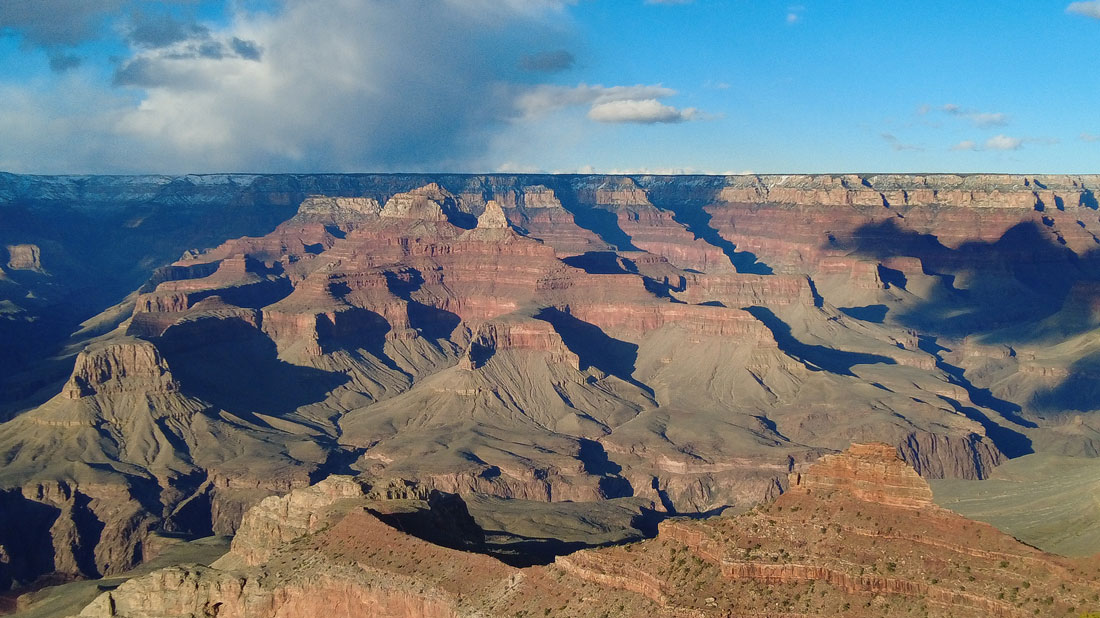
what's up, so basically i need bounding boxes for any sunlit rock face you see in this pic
[71,445,1100,618]
[2,173,1100,593]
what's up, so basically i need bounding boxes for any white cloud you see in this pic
[515,83,702,125]
[0,0,591,173]
[1067,1,1100,18]
[553,165,736,174]
[0,74,138,173]
[786,5,805,23]
[984,134,1023,150]
[517,84,676,117]
[587,99,697,124]
[950,135,1056,152]
[1082,132,1100,142]
[939,103,1009,127]
[496,161,543,173]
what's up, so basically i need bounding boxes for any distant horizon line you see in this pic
[3,170,1099,178]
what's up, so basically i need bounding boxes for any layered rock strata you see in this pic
[70,444,1100,618]
[2,173,1099,592]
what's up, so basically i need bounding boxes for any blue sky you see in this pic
[0,0,1097,174]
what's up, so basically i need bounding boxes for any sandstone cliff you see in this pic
[3,173,1100,594]
[68,445,1100,617]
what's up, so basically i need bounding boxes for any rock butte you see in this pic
[0,173,1099,604]
[68,444,1100,618]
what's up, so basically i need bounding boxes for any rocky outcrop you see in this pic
[62,339,179,399]
[0,479,155,590]
[4,243,43,272]
[295,195,381,220]
[476,200,510,229]
[75,564,466,618]
[716,173,1095,209]
[786,442,934,509]
[6,172,1100,600]
[459,318,579,370]
[379,183,455,221]
[68,446,1100,618]
[226,476,366,566]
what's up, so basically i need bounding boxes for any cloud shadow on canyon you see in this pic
[158,318,348,417]
[841,218,1100,417]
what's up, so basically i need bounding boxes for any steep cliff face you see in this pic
[786,442,935,509]
[556,443,1100,617]
[226,476,368,567]
[3,173,1100,594]
[4,243,43,272]
[62,339,179,399]
[69,446,1100,618]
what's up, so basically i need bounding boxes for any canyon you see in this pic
[2,173,1100,614]
[62,443,1100,617]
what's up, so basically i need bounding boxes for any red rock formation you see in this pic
[9,174,1100,598]
[62,339,179,399]
[500,184,608,256]
[69,450,1100,617]
[786,442,934,509]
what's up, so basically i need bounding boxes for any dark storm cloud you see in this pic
[0,0,125,47]
[195,40,225,59]
[113,34,263,87]
[112,57,159,87]
[230,37,262,61]
[99,0,576,173]
[519,49,574,72]
[127,10,209,48]
[0,0,584,174]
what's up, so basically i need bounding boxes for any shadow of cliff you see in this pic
[315,307,408,375]
[0,193,301,412]
[383,268,462,341]
[838,304,889,323]
[561,251,634,275]
[70,493,106,578]
[548,180,639,251]
[369,491,487,555]
[642,179,773,274]
[0,491,60,590]
[158,318,347,417]
[1031,350,1100,414]
[938,395,1033,458]
[916,335,1035,431]
[843,219,1097,340]
[577,438,634,498]
[841,218,1100,420]
[744,306,897,376]
[535,307,654,396]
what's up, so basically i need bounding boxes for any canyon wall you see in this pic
[2,173,1099,592]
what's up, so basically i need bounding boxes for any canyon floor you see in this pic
[2,173,1100,615]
